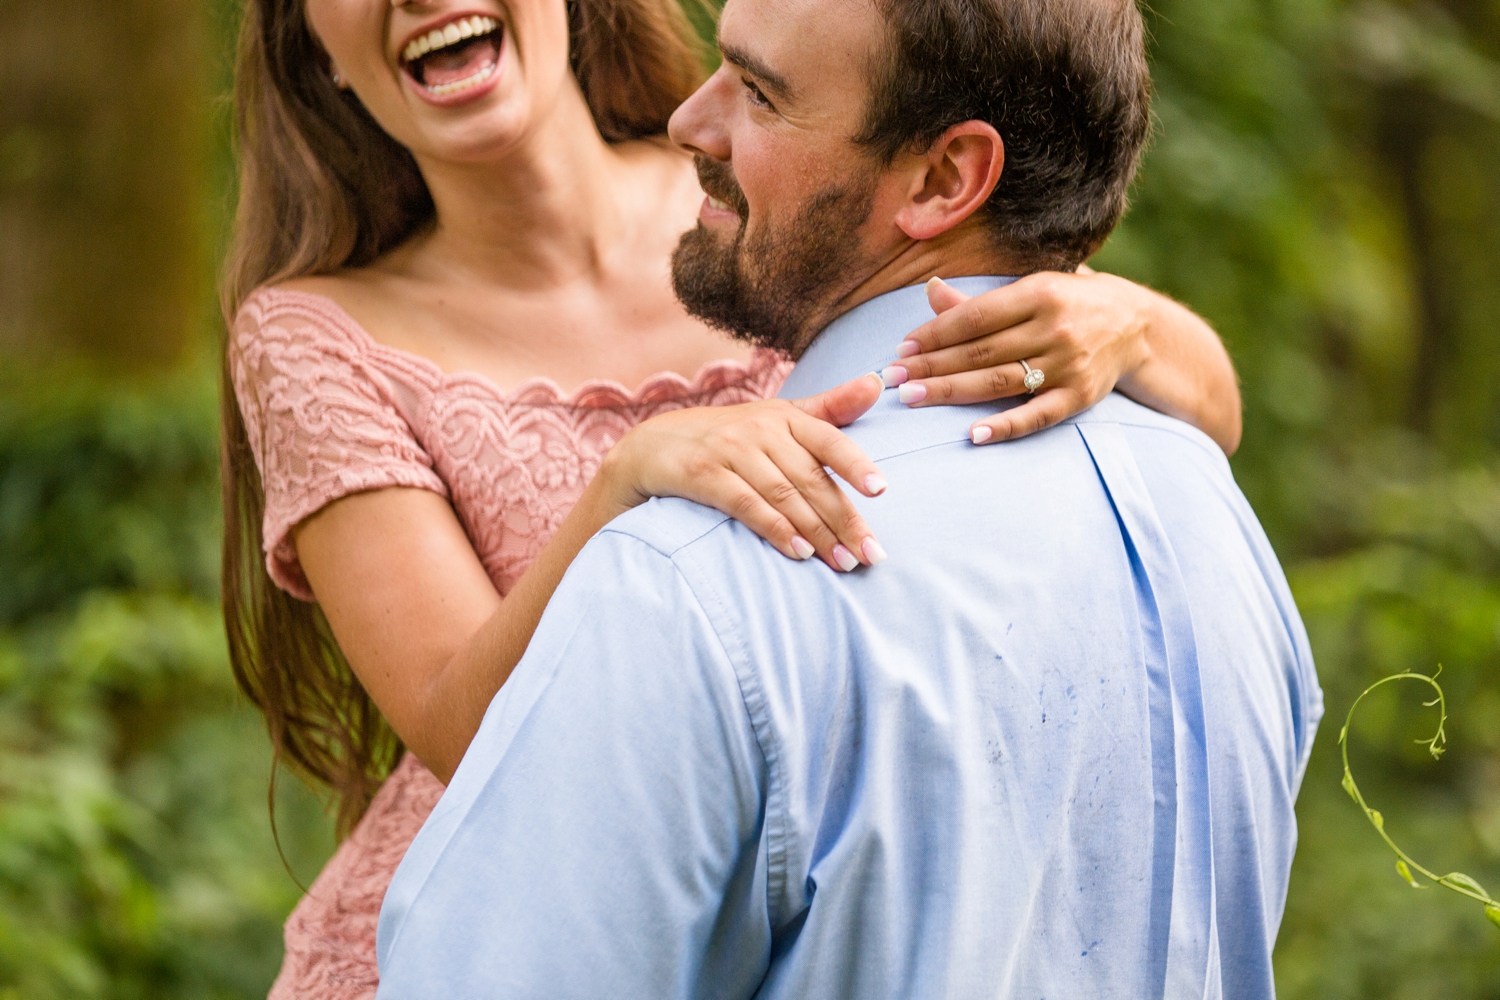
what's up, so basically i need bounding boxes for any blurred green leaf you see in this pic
[0,362,335,999]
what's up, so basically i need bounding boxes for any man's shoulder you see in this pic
[1066,393,1230,472]
[594,498,796,627]
[599,497,738,561]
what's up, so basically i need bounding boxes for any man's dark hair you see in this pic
[858,0,1151,271]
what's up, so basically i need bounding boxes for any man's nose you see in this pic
[668,69,733,161]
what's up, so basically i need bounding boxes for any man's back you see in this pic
[376,282,1322,1000]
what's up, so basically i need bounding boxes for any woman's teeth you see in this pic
[402,15,500,64]
[425,62,498,96]
[708,197,731,211]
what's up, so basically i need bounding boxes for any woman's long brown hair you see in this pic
[220,0,710,838]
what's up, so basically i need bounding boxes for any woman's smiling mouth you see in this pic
[400,15,504,103]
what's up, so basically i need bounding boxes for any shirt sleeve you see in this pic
[229,293,449,600]
[375,528,772,1000]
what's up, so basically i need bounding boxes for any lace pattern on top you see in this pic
[231,293,450,599]
[231,287,790,600]
[231,287,791,1000]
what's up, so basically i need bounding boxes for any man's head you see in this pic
[668,0,1150,357]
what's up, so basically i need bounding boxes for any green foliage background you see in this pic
[2,0,1499,996]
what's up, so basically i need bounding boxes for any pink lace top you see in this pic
[231,287,790,999]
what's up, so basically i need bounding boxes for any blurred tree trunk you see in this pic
[0,0,210,370]
[1376,87,1451,436]
[1346,0,1500,452]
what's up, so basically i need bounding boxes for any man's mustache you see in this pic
[693,155,749,219]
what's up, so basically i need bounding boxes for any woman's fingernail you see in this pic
[898,383,927,405]
[897,340,922,358]
[864,472,888,495]
[926,275,949,292]
[832,544,860,572]
[971,425,993,445]
[862,537,889,565]
[880,366,909,388]
[791,536,816,560]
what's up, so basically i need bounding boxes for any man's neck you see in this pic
[790,223,1021,357]
[778,276,1017,399]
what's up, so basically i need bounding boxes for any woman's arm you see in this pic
[294,378,886,783]
[881,269,1243,454]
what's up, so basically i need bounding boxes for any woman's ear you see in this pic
[893,122,1004,241]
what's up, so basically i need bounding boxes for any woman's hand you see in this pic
[603,374,890,572]
[296,373,889,783]
[878,270,1243,454]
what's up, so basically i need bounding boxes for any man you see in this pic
[376,0,1322,996]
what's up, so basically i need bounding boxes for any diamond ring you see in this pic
[1020,359,1046,393]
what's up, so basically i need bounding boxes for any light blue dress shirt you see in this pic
[376,277,1323,1000]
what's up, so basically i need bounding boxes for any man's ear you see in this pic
[892,122,1004,241]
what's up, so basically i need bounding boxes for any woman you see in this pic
[222,0,1242,995]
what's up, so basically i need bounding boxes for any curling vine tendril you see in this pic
[1340,666,1500,930]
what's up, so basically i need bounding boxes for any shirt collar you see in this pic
[777,276,1018,399]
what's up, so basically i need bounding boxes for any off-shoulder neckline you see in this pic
[242,286,786,410]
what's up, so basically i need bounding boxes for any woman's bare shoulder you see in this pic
[231,273,399,374]
[268,271,386,316]
[260,268,424,345]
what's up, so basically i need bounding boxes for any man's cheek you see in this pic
[735,131,812,194]
[732,156,776,216]
[737,156,806,234]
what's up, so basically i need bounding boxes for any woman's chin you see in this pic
[395,66,537,165]
[407,110,536,169]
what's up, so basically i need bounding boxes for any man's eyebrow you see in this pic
[718,40,794,102]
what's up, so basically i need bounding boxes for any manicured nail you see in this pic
[897,339,922,358]
[862,537,888,565]
[898,383,927,405]
[791,536,816,560]
[832,544,860,572]
[926,275,949,292]
[971,425,993,445]
[864,472,888,495]
[881,365,909,388]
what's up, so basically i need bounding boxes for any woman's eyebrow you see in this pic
[718,40,795,102]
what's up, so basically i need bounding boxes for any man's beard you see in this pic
[672,155,877,359]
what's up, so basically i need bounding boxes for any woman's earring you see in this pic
[331,67,348,89]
